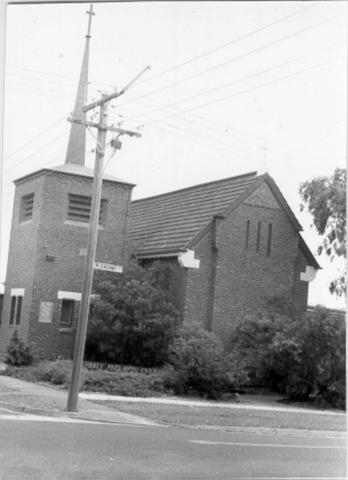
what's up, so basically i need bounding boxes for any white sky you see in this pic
[1,1,347,308]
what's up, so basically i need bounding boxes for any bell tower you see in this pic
[0,5,134,358]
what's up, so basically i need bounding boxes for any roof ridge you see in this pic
[131,171,258,204]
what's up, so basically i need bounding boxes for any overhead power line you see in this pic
[4,130,69,174]
[7,72,77,90]
[130,4,315,88]
[7,65,116,90]
[113,91,338,165]
[4,116,67,161]
[2,133,89,193]
[6,5,315,96]
[7,81,74,99]
[122,44,341,122]
[118,14,339,112]
[141,57,339,126]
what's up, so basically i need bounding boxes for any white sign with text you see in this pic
[94,262,123,273]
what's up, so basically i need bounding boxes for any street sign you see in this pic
[94,262,123,273]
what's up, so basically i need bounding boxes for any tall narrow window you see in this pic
[0,295,3,325]
[15,296,22,325]
[19,193,34,223]
[9,291,24,326]
[245,220,250,250]
[256,221,261,252]
[60,299,75,327]
[267,223,273,256]
[9,297,16,325]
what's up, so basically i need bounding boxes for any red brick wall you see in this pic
[0,172,45,353]
[184,225,217,330]
[0,170,132,358]
[184,182,309,344]
[292,248,309,313]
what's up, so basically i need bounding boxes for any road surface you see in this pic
[0,408,345,479]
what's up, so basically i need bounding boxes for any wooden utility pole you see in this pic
[66,89,142,412]
[67,97,107,412]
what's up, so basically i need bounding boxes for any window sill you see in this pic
[59,326,75,333]
[18,219,33,226]
[64,220,104,230]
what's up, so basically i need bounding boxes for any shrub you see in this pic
[4,359,170,397]
[269,308,346,409]
[6,330,35,366]
[86,261,179,367]
[33,359,73,386]
[82,369,168,397]
[165,323,244,399]
[229,306,346,409]
[4,359,73,386]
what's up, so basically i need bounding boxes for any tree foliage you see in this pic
[229,306,346,409]
[165,322,244,399]
[85,261,179,367]
[299,168,346,295]
[269,308,346,409]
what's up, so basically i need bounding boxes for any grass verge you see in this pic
[96,400,346,432]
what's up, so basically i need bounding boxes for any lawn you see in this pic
[96,400,346,432]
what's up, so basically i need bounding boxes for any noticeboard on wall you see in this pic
[38,301,53,323]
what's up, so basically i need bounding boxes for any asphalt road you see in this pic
[0,412,345,480]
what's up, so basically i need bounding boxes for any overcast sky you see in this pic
[2,1,346,308]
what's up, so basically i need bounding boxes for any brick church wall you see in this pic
[292,248,309,313]
[183,183,309,344]
[212,184,303,342]
[184,226,217,330]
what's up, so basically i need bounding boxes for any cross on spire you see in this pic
[86,4,95,39]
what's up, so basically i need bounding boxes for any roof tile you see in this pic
[128,172,259,256]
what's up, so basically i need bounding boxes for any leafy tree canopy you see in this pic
[86,260,179,367]
[299,168,346,295]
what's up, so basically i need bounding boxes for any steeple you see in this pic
[65,4,95,166]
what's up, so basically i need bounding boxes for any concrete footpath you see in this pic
[0,371,346,433]
[0,374,156,425]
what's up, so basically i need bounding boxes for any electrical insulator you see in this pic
[110,137,122,150]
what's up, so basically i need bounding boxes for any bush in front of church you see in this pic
[85,261,179,368]
[6,330,35,366]
[229,304,346,409]
[163,323,245,400]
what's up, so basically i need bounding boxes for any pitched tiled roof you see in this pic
[128,172,260,257]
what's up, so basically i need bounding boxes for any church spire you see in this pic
[65,4,95,166]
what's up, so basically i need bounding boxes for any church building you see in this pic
[128,172,320,341]
[0,8,320,359]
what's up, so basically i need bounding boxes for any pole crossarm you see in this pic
[82,90,123,113]
[67,117,141,137]
[82,66,151,113]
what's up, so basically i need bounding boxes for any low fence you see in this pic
[83,361,157,375]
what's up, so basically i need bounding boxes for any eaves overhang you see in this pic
[135,249,186,260]
[299,234,321,270]
[14,165,135,187]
